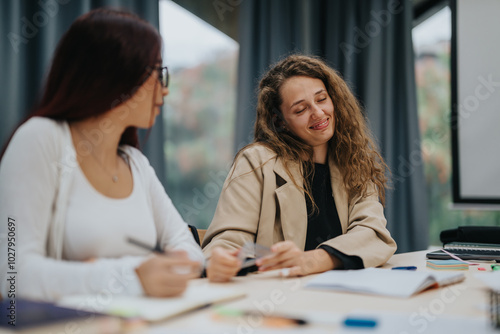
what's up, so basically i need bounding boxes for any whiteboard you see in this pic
[452,0,500,204]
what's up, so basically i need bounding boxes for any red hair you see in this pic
[1,8,161,159]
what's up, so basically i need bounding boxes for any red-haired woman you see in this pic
[0,8,203,301]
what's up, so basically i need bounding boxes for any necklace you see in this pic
[72,125,120,183]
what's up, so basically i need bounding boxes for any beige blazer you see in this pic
[202,144,397,268]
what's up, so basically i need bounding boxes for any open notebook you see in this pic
[304,268,465,298]
[58,284,245,322]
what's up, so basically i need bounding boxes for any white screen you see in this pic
[456,0,500,200]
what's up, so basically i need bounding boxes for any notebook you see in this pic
[304,268,465,298]
[58,284,245,322]
[0,299,121,333]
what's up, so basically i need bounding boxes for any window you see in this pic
[159,0,239,229]
[413,6,500,246]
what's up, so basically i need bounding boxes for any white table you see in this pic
[140,251,497,333]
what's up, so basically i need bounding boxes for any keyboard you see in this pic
[426,242,500,262]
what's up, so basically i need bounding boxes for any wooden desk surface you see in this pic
[142,251,495,332]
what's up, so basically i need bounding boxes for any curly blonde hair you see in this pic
[245,54,389,205]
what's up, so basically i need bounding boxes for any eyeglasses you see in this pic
[157,66,169,88]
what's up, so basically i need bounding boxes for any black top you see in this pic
[305,163,363,269]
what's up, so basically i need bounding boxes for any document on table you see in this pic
[58,285,245,322]
[304,268,465,298]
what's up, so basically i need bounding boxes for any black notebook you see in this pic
[426,242,500,262]
[0,299,120,333]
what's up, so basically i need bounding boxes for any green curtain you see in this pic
[0,0,165,185]
[235,0,428,252]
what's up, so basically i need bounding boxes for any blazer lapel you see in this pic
[329,158,349,233]
[273,159,308,249]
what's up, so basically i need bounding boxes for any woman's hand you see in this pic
[135,250,201,297]
[256,241,339,277]
[206,247,242,282]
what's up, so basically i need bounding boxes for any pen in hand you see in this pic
[127,236,202,276]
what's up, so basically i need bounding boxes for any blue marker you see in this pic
[392,266,417,271]
[343,317,378,328]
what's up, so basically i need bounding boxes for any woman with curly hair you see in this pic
[202,54,397,282]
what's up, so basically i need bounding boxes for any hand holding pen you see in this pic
[128,237,202,297]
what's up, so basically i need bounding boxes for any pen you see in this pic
[127,237,203,275]
[127,237,165,253]
[343,316,378,328]
[244,311,307,326]
[392,266,417,271]
[213,307,307,327]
